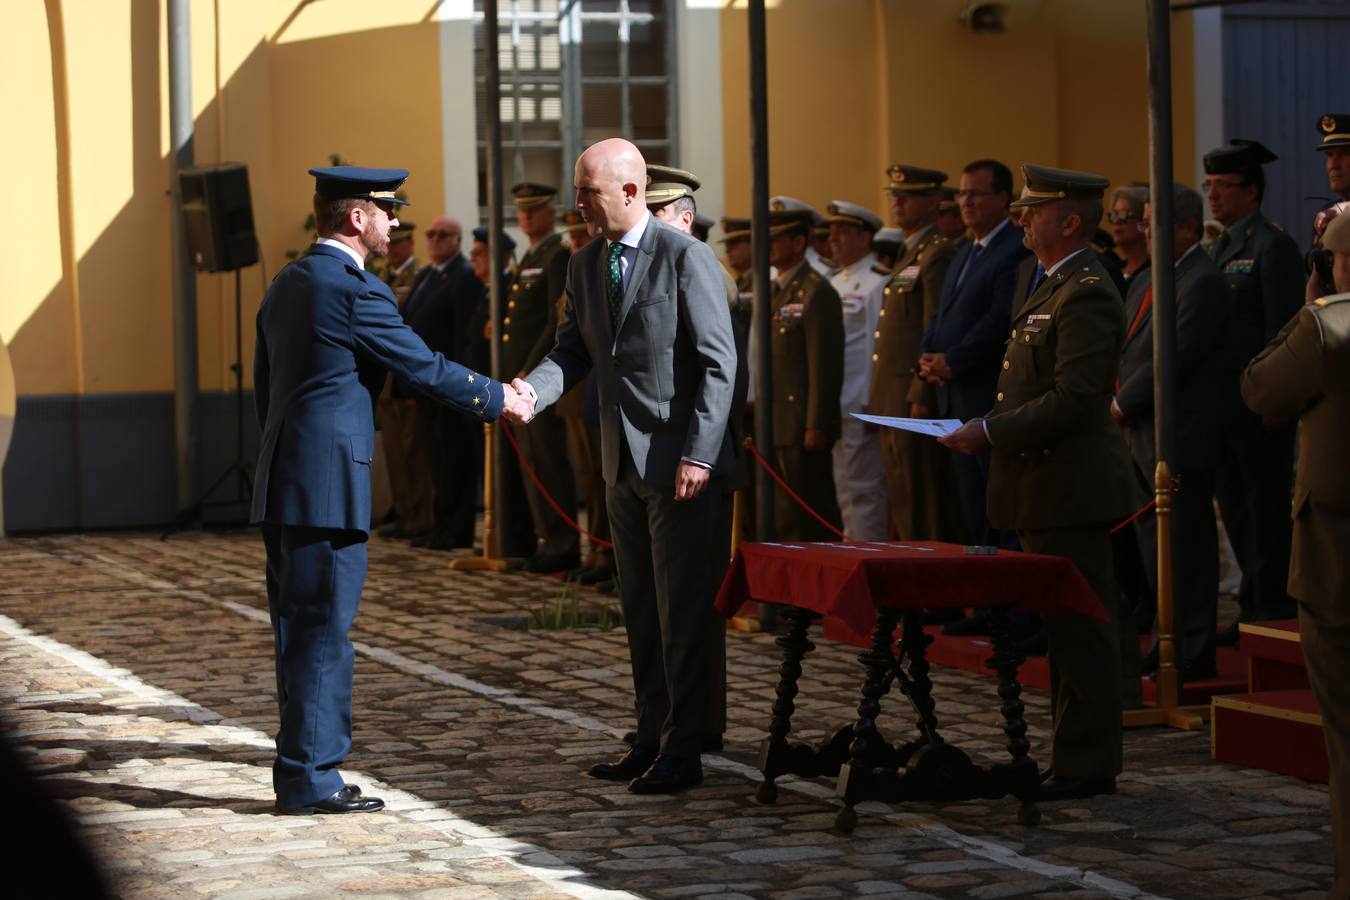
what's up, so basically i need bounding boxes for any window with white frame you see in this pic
[473,0,677,216]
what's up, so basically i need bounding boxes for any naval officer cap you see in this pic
[1315,114,1350,152]
[720,216,751,242]
[560,209,587,234]
[768,196,817,236]
[825,201,883,233]
[646,164,701,207]
[1009,163,1110,209]
[872,226,903,254]
[472,226,516,253]
[309,165,411,205]
[1203,139,1278,174]
[511,182,557,209]
[886,164,947,194]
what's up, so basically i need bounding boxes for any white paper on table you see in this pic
[850,413,963,438]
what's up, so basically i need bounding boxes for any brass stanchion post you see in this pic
[449,422,523,572]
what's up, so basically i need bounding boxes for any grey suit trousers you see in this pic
[607,451,723,757]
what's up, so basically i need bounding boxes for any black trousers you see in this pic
[420,401,482,545]
[1215,421,1296,621]
[1134,465,1220,669]
[607,454,723,757]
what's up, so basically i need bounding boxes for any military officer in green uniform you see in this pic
[768,198,844,540]
[374,221,424,538]
[1242,211,1350,899]
[868,164,967,543]
[507,182,580,572]
[941,164,1136,801]
[1204,140,1306,634]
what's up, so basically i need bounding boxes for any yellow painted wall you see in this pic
[2,0,1199,400]
[721,0,1200,220]
[2,1,447,398]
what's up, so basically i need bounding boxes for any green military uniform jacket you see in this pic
[383,256,422,307]
[866,225,958,416]
[984,250,1135,531]
[503,232,569,377]
[1209,209,1305,424]
[1241,292,1350,597]
[771,260,844,447]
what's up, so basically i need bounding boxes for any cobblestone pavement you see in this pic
[0,531,1335,899]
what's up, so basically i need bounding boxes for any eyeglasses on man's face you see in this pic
[1106,210,1141,225]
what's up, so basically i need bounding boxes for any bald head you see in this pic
[426,215,461,265]
[574,138,648,240]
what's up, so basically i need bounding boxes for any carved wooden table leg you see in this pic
[834,608,899,833]
[899,609,939,750]
[756,607,817,803]
[987,606,1041,826]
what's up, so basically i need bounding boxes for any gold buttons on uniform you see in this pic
[502,334,511,343]
[879,308,886,316]
[779,326,786,334]
[872,353,879,362]
[512,283,520,291]
[787,394,796,402]
[1010,329,1017,339]
[1003,360,1010,370]
[1024,334,1031,342]
[508,300,516,310]
[996,391,1004,401]
[468,374,475,382]
[873,330,880,339]
[504,317,511,325]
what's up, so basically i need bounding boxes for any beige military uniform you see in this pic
[376,254,432,535]
[1241,293,1350,896]
[866,225,966,541]
[771,260,844,540]
[507,231,578,558]
[985,250,1136,780]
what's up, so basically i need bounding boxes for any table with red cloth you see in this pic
[715,540,1107,832]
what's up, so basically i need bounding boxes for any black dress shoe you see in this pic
[941,614,990,637]
[578,565,615,586]
[525,550,582,574]
[588,747,657,781]
[1037,776,1115,802]
[629,754,703,794]
[280,785,384,815]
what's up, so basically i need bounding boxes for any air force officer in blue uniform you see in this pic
[252,166,530,814]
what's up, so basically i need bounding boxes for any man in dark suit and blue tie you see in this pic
[910,159,1029,634]
[252,166,531,814]
[516,139,738,794]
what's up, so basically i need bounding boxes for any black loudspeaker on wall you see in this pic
[179,162,258,273]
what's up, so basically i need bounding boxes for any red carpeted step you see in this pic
[1240,619,1307,691]
[1212,689,1328,783]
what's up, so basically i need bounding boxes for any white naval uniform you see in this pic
[830,252,890,541]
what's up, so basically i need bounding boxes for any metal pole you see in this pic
[168,0,199,514]
[1122,0,1204,731]
[748,0,774,545]
[486,0,510,555]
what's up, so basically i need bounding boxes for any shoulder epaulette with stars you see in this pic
[1314,294,1350,307]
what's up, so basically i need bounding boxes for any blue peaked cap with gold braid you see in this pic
[309,166,410,206]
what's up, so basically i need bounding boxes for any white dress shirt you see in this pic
[316,237,364,269]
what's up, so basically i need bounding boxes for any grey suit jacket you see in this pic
[526,216,738,487]
[1115,246,1230,474]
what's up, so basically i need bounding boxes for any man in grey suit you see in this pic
[1112,183,1230,687]
[516,139,738,794]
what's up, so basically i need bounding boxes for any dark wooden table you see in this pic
[715,540,1107,832]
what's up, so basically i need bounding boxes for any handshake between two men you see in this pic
[497,376,711,502]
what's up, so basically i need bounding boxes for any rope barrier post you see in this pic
[1122,0,1206,731]
[450,0,523,574]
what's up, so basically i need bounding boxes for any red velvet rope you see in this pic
[742,439,851,541]
[1110,499,1156,535]
[499,422,614,551]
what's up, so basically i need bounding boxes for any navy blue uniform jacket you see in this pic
[916,220,1030,419]
[252,243,504,532]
